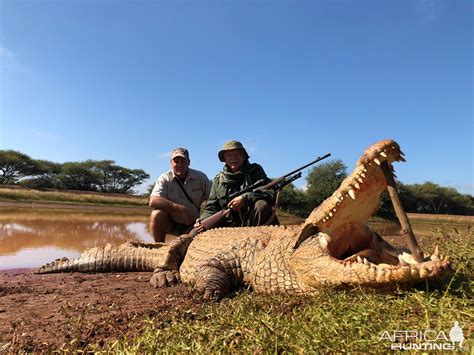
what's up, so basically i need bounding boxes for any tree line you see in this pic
[1,150,473,215]
[0,150,149,194]
[279,159,474,217]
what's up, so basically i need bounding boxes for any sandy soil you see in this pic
[0,269,194,352]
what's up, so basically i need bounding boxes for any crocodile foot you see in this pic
[150,268,181,288]
[194,258,231,300]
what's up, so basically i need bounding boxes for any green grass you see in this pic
[91,227,473,353]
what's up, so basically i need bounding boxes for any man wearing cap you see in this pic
[149,148,211,242]
[195,140,279,232]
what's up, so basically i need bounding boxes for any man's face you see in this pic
[223,149,245,173]
[171,156,189,178]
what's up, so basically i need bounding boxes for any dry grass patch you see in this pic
[0,188,148,207]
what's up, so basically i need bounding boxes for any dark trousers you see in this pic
[221,199,279,228]
[247,199,279,226]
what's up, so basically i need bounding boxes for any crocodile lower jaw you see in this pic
[318,233,451,286]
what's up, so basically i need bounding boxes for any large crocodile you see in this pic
[37,139,452,298]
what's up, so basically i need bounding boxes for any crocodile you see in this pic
[37,139,452,298]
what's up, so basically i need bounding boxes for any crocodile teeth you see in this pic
[328,212,333,217]
[357,256,363,263]
[363,258,369,265]
[319,235,329,248]
[348,189,356,200]
[398,255,409,266]
[400,252,419,265]
[333,208,337,212]
[360,172,366,178]
[374,158,381,165]
[354,182,360,189]
[357,177,363,183]
[380,151,387,158]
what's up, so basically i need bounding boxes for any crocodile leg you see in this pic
[149,234,195,288]
[193,258,232,299]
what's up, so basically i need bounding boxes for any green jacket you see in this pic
[200,161,276,227]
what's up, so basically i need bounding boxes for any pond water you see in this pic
[0,207,468,270]
[0,207,159,270]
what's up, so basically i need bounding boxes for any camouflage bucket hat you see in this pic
[218,140,249,162]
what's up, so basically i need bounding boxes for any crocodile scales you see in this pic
[37,139,452,298]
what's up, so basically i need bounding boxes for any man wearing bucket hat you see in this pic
[149,147,211,242]
[195,140,279,232]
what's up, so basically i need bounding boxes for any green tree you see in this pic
[404,182,474,215]
[147,183,155,195]
[305,159,348,210]
[0,150,42,184]
[451,194,474,215]
[56,161,98,191]
[91,160,150,194]
[278,183,309,217]
[20,160,62,189]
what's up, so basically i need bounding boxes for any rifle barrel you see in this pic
[282,153,331,178]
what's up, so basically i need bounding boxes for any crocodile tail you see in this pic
[35,241,169,274]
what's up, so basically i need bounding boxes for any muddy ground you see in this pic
[0,269,195,352]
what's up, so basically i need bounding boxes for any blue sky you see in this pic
[0,0,472,195]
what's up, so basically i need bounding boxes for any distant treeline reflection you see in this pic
[0,210,151,255]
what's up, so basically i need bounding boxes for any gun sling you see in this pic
[174,177,200,211]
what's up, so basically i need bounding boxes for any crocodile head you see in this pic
[292,139,452,290]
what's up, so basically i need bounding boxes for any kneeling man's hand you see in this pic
[227,196,244,212]
[194,218,205,233]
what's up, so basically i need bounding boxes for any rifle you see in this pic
[192,153,331,234]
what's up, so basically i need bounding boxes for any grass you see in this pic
[91,226,473,353]
[0,187,148,207]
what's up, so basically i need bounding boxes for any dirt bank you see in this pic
[0,201,149,213]
[0,269,194,352]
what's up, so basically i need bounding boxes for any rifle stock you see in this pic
[200,209,230,230]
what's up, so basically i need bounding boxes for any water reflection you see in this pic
[0,208,155,269]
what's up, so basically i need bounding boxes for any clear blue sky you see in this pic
[0,0,472,195]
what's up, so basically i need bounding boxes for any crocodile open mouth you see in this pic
[296,139,452,285]
[318,229,451,283]
[299,140,406,246]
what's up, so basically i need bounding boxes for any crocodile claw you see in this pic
[150,268,181,288]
